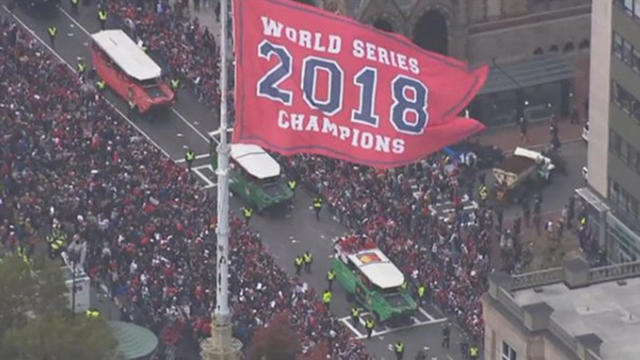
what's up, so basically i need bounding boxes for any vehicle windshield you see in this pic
[139,79,160,88]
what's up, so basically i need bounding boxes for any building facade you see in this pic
[579,0,640,264]
[482,257,640,360]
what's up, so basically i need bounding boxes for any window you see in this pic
[626,0,634,15]
[633,48,640,72]
[614,32,623,60]
[502,342,517,360]
[549,45,559,52]
[563,42,575,53]
[624,40,633,65]
[610,130,622,157]
[636,0,640,17]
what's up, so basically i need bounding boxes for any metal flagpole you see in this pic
[201,0,241,357]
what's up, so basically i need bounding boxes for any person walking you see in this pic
[416,284,426,306]
[97,8,108,30]
[394,341,405,360]
[170,77,180,99]
[365,318,375,339]
[326,268,336,290]
[303,251,313,273]
[185,148,195,172]
[70,0,79,12]
[47,25,57,48]
[441,323,451,349]
[322,289,332,312]
[287,179,297,198]
[350,306,361,328]
[313,196,322,221]
[294,255,303,275]
[242,206,253,225]
[469,344,480,360]
[76,57,87,82]
[519,116,528,144]
[95,79,106,93]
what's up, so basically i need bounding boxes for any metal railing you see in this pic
[588,260,640,283]
[511,267,564,290]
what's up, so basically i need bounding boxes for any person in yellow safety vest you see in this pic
[303,251,313,273]
[287,179,297,198]
[47,26,57,47]
[294,255,303,276]
[394,341,405,360]
[97,9,108,30]
[365,318,375,339]
[96,79,106,92]
[70,0,79,12]
[580,216,587,226]
[47,228,66,259]
[85,309,100,319]
[400,280,408,290]
[185,149,195,172]
[170,78,180,100]
[242,207,253,225]
[322,289,332,311]
[469,345,479,359]
[417,284,426,305]
[326,269,336,290]
[350,306,361,327]
[77,58,87,81]
[313,196,322,221]
[17,245,29,264]
[479,184,488,202]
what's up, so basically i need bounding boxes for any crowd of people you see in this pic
[0,16,369,359]
[281,155,492,340]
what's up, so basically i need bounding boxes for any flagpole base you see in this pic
[200,321,242,360]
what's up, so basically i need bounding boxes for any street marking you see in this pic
[0,5,171,160]
[175,153,210,163]
[338,307,446,340]
[192,164,216,189]
[177,132,183,137]
[55,6,214,147]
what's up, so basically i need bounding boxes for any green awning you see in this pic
[479,55,574,94]
[108,321,158,360]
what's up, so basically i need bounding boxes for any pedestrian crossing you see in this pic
[339,306,447,340]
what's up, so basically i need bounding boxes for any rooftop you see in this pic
[513,276,640,360]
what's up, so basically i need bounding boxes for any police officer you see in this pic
[322,289,332,311]
[77,57,87,82]
[313,196,322,221]
[303,251,313,273]
[85,309,100,319]
[170,77,180,99]
[478,184,488,205]
[394,341,405,360]
[97,8,108,30]
[469,344,480,360]
[326,269,336,290]
[47,25,57,48]
[185,148,195,172]
[294,255,303,275]
[350,306,361,327]
[417,284,426,305]
[287,179,297,198]
[96,79,106,93]
[70,0,79,12]
[365,317,375,339]
[441,323,451,349]
[243,206,253,225]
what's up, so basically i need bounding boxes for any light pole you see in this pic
[200,0,241,358]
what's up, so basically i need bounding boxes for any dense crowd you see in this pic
[282,155,492,339]
[0,17,369,359]
[95,0,493,344]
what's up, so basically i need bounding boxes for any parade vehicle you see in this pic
[332,236,418,323]
[90,30,174,114]
[213,144,293,212]
[492,147,555,202]
[443,142,504,169]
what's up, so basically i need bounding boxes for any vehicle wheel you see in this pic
[346,292,355,303]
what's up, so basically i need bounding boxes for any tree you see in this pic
[246,311,301,360]
[0,255,117,360]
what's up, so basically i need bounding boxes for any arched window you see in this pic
[533,47,544,55]
[563,42,575,53]
[549,45,559,53]
[413,10,448,55]
[579,39,590,50]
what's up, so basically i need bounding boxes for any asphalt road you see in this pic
[5,2,600,359]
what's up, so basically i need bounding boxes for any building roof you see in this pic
[512,276,640,360]
[230,144,281,179]
[347,249,405,289]
[108,321,158,360]
[479,54,574,94]
[91,30,162,81]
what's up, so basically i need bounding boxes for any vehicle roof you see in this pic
[91,30,162,81]
[347,249,405,289]
[230,144,281,180]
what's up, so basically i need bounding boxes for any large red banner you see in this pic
[232,0,488,169]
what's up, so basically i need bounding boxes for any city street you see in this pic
[2,1,588,359]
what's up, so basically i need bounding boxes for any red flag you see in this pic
[232,0,488,169]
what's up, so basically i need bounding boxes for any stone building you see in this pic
[318,0,592,126]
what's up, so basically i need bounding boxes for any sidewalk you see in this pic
[474,119,584,153]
